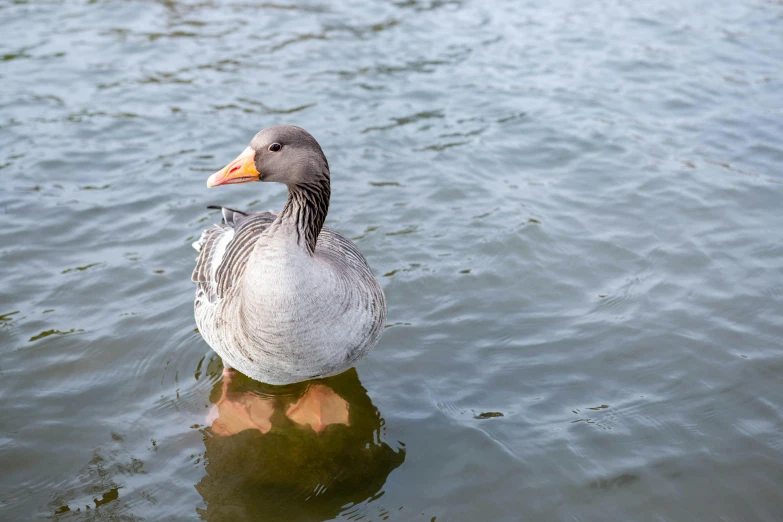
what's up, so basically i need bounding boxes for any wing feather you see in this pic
[192,208,276,304]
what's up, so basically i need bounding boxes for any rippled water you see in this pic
[2,0,783,520]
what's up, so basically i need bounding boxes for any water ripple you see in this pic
[1,0,783,519]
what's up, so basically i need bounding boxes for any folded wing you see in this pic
[192,207,276,305]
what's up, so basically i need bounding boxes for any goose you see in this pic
[191,125,386,385]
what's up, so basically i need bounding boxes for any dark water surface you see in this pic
[2,0,783,520]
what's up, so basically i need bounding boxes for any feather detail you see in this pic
[192,208,276,304]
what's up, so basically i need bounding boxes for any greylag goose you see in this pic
[192,126,386,385]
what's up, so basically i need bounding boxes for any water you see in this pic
[1,0,782,519]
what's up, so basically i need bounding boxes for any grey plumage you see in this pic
[192,126,386,385]
[193,211,276,303]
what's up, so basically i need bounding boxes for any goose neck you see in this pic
[277,180,330,254]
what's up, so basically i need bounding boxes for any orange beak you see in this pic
[206,147,260,188]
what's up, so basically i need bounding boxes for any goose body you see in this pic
[191,126,386,385]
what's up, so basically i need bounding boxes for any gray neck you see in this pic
[277,179,331,253]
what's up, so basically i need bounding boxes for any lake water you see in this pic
[2,0,783,520]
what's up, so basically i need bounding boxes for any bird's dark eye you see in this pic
[268,143,282,152]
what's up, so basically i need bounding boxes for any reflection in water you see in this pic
[196,368,405,521]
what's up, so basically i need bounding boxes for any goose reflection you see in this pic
[196,367,405,521]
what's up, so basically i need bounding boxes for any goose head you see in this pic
[206,125,329,188]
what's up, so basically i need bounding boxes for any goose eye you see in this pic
[268,143,282,152]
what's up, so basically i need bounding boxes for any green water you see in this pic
[1,0,783,520]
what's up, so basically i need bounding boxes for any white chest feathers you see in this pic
[215,237,382,383]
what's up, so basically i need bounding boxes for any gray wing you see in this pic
[192,207,276,304]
